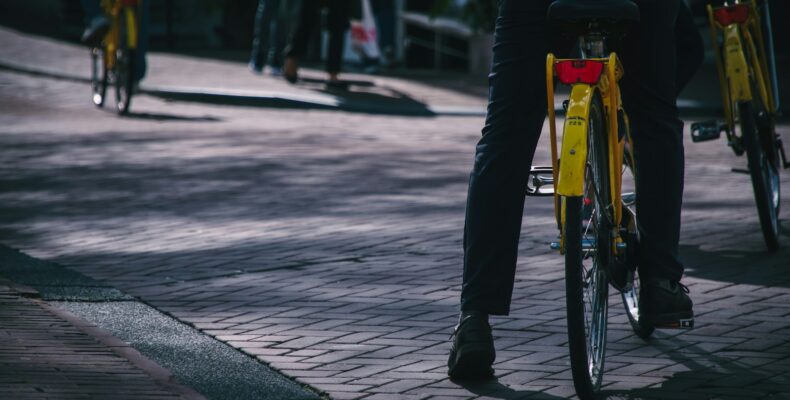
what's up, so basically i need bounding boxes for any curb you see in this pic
[38,299,209,400]
[0,279,207,400]
[2,59,787,119]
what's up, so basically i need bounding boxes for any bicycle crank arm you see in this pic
[778,137,790,169]
[550,240,627,252]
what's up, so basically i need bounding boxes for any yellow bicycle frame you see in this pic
[707,0,776,133]
[101,0,139,69]
[547,53,629,253]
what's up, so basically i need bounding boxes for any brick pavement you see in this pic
[2,27,790,399]
[0,283,200,400]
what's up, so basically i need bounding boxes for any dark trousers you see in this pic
[250,0,286,69]
[285,0,350,74]
[460,0,704,315]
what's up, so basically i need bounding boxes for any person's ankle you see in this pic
[460,310,488,324]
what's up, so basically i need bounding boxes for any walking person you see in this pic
[448,0,704,380]
[283,0,351,85]
[249,0,288,76]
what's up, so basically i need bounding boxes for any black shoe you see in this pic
[640,279,694,329]
[447,311,495,380]
[81,16,111,47]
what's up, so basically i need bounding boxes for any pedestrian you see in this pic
[249,0,289,76]
[283,0,351,85]
[448,0,704,380]
[80,0,150,83]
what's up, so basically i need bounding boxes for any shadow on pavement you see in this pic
[121,111,222,122]
[680,240,790,288]
[600,338,790,399]
[454,378,564,399]
[144,78,439,117]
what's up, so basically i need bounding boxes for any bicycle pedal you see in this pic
[526,166,554,197]
[778,137,790,169]
[690,120,724,143]
[728,136,745,156]
[732,167,750,174]
[622,192,636,207]
[651,318,694,330]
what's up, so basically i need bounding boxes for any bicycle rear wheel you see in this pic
[114,7,136,115]
[619,148,654,339]
[565,92,610,399]
[739,100,780,251]
[91,47,107,107]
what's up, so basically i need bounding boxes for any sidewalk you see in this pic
[0,26,486,117]
[1,25,790,400]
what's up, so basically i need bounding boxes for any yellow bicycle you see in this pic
[525,2,662,398]
[691,0,787,250]
[91,0,139,114]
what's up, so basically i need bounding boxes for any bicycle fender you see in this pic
[556,84,594,197]
[724,24,752,102]
[125,7,138,49]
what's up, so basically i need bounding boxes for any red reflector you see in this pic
[584,198,593,206]
[554,60,605,85]
[713,4,749,26]
[122,0,139,6]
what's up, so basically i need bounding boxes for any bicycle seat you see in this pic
[548,0,640,35]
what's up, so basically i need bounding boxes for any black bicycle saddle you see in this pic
[548,0,640,35]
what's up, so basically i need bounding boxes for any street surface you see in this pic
[1,26,790,399]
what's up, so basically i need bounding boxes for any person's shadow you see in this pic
[453,377,565,400]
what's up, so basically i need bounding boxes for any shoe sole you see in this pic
[447,343,495,380]
[643,311,694,329]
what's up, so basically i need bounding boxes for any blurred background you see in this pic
[4,0,785,76]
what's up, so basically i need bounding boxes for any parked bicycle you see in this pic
[90,0,139,115]
[691,0,787,251]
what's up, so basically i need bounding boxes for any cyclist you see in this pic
[448,0,704,380]
[80,0,150,84]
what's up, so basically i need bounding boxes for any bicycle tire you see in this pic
[739,100,780,251]
[114,7,135,115]
[91,47,107,107]
[565,92,609,399]
[619,148,654,339]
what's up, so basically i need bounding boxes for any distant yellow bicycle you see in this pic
[691,0,787,250]
[91,0,139,114]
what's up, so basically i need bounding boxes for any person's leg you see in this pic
[371,0,396,63]
[619,0,700,328]
[450,0,572,379]
[326,0,351,77]
[675,2,704,96]
[284,0,320,82]
[134,0,150,82]
[250,0,273,72]
[461,0,560,317]
[80,0,109,46]
[81,0,102,23]
[269,0,287,70]
[620,0,700,283]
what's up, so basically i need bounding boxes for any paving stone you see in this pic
[1,24,790,400]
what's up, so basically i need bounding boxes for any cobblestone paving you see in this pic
[0,285,190,400]
[2,28,790,399]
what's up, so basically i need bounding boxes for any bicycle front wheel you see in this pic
[739,100,780,251]
[114,7,136,115]
[564,92,610,399]
[91,47,107,107]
